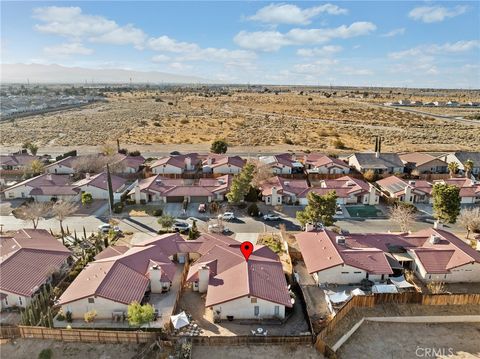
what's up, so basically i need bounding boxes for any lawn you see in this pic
[345,205,382,218]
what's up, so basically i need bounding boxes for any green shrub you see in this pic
[66,311,73,323]
[38,348,53,359]
[247,203,260,217]
[152,208,163,216]
[113,202,124,214]
[125,199,135,205]
[140,199,146,205]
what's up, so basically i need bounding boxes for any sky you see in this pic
[1,1,479,88]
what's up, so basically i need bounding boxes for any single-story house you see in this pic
[201,154,245,174]
[376,176,433,204]
[297,227,480,285]
[58,233,194,319]
[45,156,77,175]
[260,176,309,205]
[258,153,304,174]
[299,176,379,206]
[108,154,145,174]
[439,152,480,177]
[150,153,201,175]
[186,233,292,320]
[129,174,232,203]
[2,173,80,202]
[73,172,130,202]
[399,153,448,174]
[0,153,40,171]
[0,229,71,309]
[347,152,405,174]
[302,153,350,174]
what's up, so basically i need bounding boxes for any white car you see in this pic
[98,224,121,233]
[218,212,235,221]
[263,213,281,221]
[172,221,191,232]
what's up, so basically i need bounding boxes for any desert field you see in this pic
[1,88,479,153]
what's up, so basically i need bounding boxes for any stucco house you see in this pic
[302,153,350,174]
[439,152,480,177]
[258,153,304,175]
[73,172,129,202]
[0,153,40,171]
[45,156,77,175]
[434,178,480,204]
[150,153,201,175]
[376,176,433,204]
[186,233,292,320]
[0,229,71,309]
[297,228,480,285]
[399,152,448,174]
[201,154,245,174]
[347,152,404,174]
[2,173,80,202]
[109,154,145,174]
[129,174,232,203]
[260,176,309,205]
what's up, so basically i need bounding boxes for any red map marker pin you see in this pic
[240,241,253,261]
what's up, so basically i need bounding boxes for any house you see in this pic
[0,153,40,171]
[399,153,448,174]
[297,228,480,285]
[347,152,404,174]
[260,176,309,205]
[129,174,232,203]
[150,153,201,175]
[45,156,77,174]
[0,229,71,309]
[58,233,193,319]
[376,176,433,204]
[201,154,245,174]
[258,153,304,174]
[2,173,80,202]
[73,172,129,202]
[439,152,480,177]
[300,176,379,205]
[302,153,350,174]
[433,178,480,204]
[109,154,145,174]
[186,233,292,320]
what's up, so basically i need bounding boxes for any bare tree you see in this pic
[16,202,51,229]
[100,142,117,156]
[250,160,273,188]
[72,155,108,174]
[52,201,79,244]
[389,204,416,233]
[458,207,480,239]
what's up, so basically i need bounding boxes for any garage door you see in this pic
[167,196,184,203]
[190,196,209,203]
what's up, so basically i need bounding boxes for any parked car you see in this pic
[335,205,343,215]
[198,203,206,213]
[98,224,121,234]
[263,213,281,221]
[218,212,235,221]
[301,222,324,231]
[172,221,191,233]
[208,223,233,235]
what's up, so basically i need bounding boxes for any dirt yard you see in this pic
[337,322,480,359]
[192,344,323,359]
[1,89,479,152]
[0,339,143,359]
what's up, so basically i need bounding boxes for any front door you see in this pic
[254,306,259,317]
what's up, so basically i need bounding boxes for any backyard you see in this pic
[345,205,382,218]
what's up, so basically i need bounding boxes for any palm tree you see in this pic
[448,162,459,178]
[464,159,474,179]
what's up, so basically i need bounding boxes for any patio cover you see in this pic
[350,288,366,296]
[390,275,415,289]
[326,290,350,304]
[170,311,189,329]
[372,284,398,294]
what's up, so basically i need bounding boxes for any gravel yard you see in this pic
[192,344,323,359]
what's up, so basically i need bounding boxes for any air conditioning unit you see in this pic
[409,180,416,185]
[430,235,441,244]
[336,236,346,245]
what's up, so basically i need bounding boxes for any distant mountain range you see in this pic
[1,63,210,84]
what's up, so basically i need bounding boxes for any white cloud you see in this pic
[248,3,347,25]
[33,6,146,48]
[297,45,342,57]
[234,22,376,51]
[147,35,199,53]
[381,28,405,37]
[408,5,467,23]
[44,42,93,56]
[342,67,373,76]
[151,54,171,62]
[168,62,192,71]
[389,40,480,59]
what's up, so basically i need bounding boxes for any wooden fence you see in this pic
[17,326,156,344]
[171,261,191,317]
[186,334,313,346]
[0,326,21,339]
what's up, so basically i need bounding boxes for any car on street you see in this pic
[263,213,281,221]
[218,212,235,221]
[208,223,233,235]
[98,224,121,233]
[172,221,191,233]
[198,203,206,213]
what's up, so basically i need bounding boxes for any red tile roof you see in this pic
[0,229,70,297]
[150,153,200,169]
[202,154,245,169]
[260,176,309,196]
[303,153,349,169]
[74,172,127,192]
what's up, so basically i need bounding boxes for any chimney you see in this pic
[207,157,213,165]
[433,220,443,229]
[46,173,52,181]
[305,223,316,232]
[85,172,91,180]
[185,157,192,169]
[378,137,382,153]
[429,235,441,245]
[148,264,164,293]
[198,265,210,293]
[291,153,296,161]
[404,185,412,203]
[375,151,380,158]
[374,136,379,152]
[134,183,141,204]
[335,236,346,245]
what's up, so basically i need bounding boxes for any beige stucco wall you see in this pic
[0,291,32,308]
[152,165,182,175]
[315,264,386,285]
[61,296,129,320]
[211,296,286,320]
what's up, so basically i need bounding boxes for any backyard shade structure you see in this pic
[372,284,398,293]
[390,275,415,289]
[171,311,189,329]
[326,290,350,304]
[350,288,366,296]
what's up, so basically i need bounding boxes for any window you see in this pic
[341,272,349,274]
[254,306,260,317]
[274,306,280,316]
[88,298,95,303]
[18,297,23,306]
[4,296,8,306]
[250,297,257,303]
[354,271,361,274]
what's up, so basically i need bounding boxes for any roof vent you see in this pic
[284,181,290,186]
[155,179,162,184]
[409,180,416,185]
[430,235,441,244]
[346,181,355,187]
[151,264,159,270]
[336,236,346,245]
